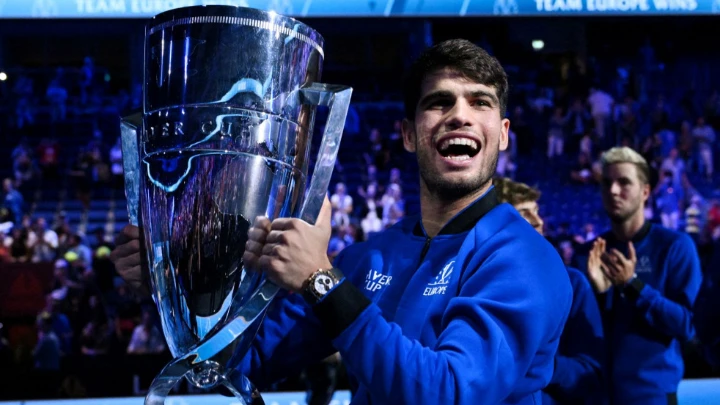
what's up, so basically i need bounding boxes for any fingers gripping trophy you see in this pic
[119,6,352,405]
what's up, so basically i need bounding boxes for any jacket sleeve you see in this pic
[629,234,702,341]
[235,292,336,389]
[545,271,605,401]
[312,246,572,405]
[235,249,354,389]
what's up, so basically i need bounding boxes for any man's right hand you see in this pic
[587,237,612,294]
[110,225,149,296]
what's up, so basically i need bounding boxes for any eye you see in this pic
[428,99,453,109]
[472,99,490,108]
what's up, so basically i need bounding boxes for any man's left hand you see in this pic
[601,242,637,285]
[244,197,334,292]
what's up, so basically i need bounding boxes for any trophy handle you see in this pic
[120,113,142,226]
[298,83,353,225]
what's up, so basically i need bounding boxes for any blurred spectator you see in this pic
[5,226,31,263]
[110,137,124,189]
[579,131,593,158]
[587,87,614,140]
[46,75,68,122]
[33,312,61,371]
[566,99,592,153]
[570,153,594,184]
[69,150,94,210]
[13,150,39,191]
[363,128,390,170]
[496,146,516,178]
[79,57,95,106]
[649,95,670,131]
[91,227,114,251]
[660,148,687,194]
[330,182,353,228]
[547,107,567,160]
[641,131,664,169]
[707,200,720,241]
[66,234,93,269]
[685,195,704,246]
[37,138,60,181]
[43,293,74,356]
[12,75,34,128]
[80,320,110,356]
[381,183,404,228]
[655,171,682,231]
[657,123,677,158]
[126,309,165,355]
[28,217,59,263]
[582,223,597,242]
[359,183,383,239]
[692,116,716,180]
[327,226,347,263]
[678,120,694,161]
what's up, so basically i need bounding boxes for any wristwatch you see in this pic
[302,267,344,305]
[623,273,645,299]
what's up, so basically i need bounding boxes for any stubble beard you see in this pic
[417,146,498,203]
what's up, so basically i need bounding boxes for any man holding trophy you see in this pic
[112,6,572,403]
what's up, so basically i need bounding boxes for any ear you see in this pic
[498,118,510,151]
[642,182,651,204]
[401,118,417,153]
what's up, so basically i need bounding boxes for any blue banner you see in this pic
[0,0,717,18]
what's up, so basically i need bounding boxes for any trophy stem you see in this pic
[144,357,265,405]
[221,370,266,405]
[144,357,191,405]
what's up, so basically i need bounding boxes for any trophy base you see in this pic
[144,359,264,405]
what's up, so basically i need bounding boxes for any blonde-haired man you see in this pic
[494,177,605,405]
[581,146,702,405]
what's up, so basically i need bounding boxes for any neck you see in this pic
[610,210,646,241]
[420,182,491,238]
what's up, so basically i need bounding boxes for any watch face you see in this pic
[314,274,335,295]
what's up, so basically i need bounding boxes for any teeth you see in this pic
[447,155,471,161]
[439,137,478,151]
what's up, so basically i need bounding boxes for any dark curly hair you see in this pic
[403,39,509,120]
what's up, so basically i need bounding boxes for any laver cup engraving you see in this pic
[119,6,351,405]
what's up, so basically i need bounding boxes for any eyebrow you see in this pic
[419,89,499,108]
[603,176,632,183]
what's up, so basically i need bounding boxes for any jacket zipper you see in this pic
[417,236,432,268]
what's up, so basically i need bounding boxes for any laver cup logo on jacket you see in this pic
[424,260,455,296]
[365,269,392,292]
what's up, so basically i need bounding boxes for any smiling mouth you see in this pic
[437,138,480,161]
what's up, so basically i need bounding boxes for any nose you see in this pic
[445,99,473,130]
[609,182,622,195]
[530,213,544,234]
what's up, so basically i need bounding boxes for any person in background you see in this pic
[580,147,702,405]
[494,176,605,405]
[684,195,703,246]
[33,312,61,371]
[126,308,165,355]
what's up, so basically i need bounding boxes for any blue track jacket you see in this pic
[577,222,702,404]
[543,267,605,405]
[236,187,573,404]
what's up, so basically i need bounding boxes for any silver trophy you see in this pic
[119,6,352,405]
